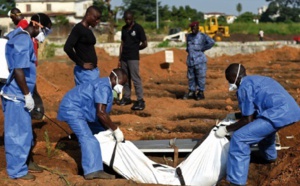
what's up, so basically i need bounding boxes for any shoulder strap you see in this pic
[176,167,186,186]
[109,141,118,168]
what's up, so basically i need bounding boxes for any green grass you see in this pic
[116,21,300,36]
[228,22,300,35]
[157,40,170,47]
[44,130,65,158]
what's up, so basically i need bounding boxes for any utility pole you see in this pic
[156,0,159,29]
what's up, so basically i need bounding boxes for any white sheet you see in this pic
[95,120,233,185]
[0,38,9,80]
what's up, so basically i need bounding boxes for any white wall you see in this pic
[0,17,14,35]
[16,0,93,17]
[74,1,93,17]
[16,2,75,14]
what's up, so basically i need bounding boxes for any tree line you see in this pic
[1,0,300,24]
[104,0,300,23]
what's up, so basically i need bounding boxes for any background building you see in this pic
[0,0,93,35]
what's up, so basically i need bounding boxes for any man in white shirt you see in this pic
[259,29,264,41]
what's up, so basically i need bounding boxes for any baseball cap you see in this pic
[189,21,199,27]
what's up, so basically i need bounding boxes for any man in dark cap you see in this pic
[1,13,52,181]
[183,21,215,100]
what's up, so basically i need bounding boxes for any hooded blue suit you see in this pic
[227,75,300,185]
[1,28,36,178]
[57,77,113,175]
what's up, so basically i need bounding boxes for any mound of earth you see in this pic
[0,45,299,185]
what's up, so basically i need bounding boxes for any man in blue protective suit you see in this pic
[215,63,300,186]
[57,68,127,180]
[0,14,52,180]
[183,21,215,100]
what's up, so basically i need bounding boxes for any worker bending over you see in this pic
[215,63,300,186]
[57,68,127,180]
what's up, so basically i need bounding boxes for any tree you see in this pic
[265,0,300,8]
[94,0,118,42]
[217,15,227,25]
[122,0,156,22]
[120,0,204,29]
[235,12,257,22]
[159,4,171,21]
[236,3,242,15]
[94,0,110,22]
[261,0,300,22]
[185,5,198,22]
[54,15,69,26]
[0,0,15,15]
[276,6,300,22]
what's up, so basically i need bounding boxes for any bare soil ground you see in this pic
[0,42,300,186]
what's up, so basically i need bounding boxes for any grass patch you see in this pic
[157,40,170,47]
[156,40,186,48]
[42,43,64,58]
[44,130,65,158]
[229,22,300,35]
[39,165,70,185]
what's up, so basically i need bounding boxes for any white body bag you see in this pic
[95,120,234,186]
[0,38,9,83]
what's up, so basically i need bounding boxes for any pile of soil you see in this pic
[0,45,299,186]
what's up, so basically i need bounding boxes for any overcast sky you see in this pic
[110,0,269,16]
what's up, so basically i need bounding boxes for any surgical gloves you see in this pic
[24,93,35,112]
[215,126,228,138]
[113,127,124,142]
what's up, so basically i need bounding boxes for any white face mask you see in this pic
[229,83,238,91]
[228,64,241,91]
[35,31,45,43]
[111,71,123,94]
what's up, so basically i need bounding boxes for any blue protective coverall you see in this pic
[1,28,36,178]
[227,75,300,185]
[186,32,215,91]
[74,65,100,86]
[74,65,101,132]
[57,77,113,175]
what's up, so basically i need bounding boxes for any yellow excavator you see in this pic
[163,16,230,42]
[198,16,230,41]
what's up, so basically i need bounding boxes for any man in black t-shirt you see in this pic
[64,6,101,86]
[118,10,148,110]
